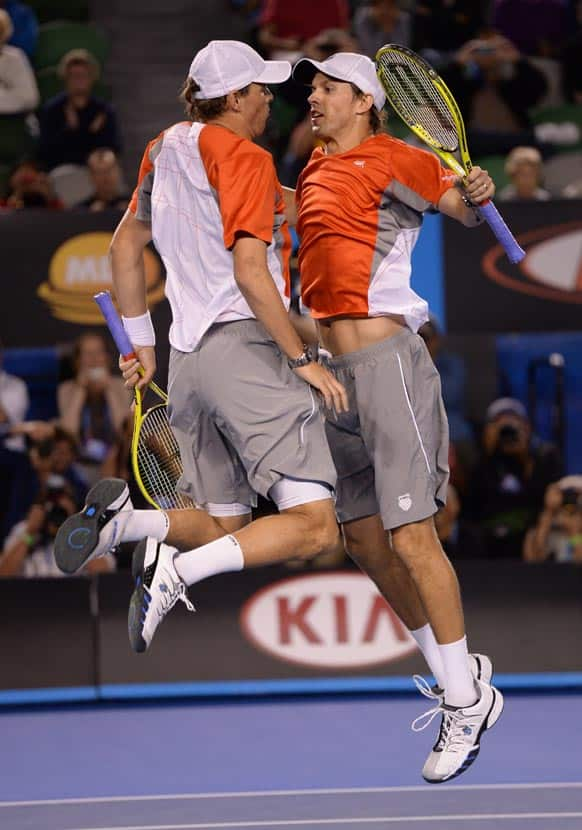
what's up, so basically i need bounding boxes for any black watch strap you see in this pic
[287,344,318,369]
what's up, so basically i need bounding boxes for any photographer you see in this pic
[466,398,562,558]
[58,331,130,486]
[523,477,582,563]
[0,476,114,577]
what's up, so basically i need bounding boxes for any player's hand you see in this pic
[119,346,156,390]
[544,483,563,513]
[293,362,348,414]
[463,166,495,204]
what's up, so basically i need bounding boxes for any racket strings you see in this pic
[377,52,458,151]
[137,405,193,510]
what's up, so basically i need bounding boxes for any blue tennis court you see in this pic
[1,691,580,829]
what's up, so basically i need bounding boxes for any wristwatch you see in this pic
[288,344,318,369]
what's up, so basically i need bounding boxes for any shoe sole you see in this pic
[424,685,504,785]
[54,479,128,574]
[127,539,149,654]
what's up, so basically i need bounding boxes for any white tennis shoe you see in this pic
[128,538,195,653]
[414,677,504,783]
[54,478,133,574]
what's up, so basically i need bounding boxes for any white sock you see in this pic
[410,624,446,690]
[439,635,477,708]
[123,510,170,543]
[174,535,244,586]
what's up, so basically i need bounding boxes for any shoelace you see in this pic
[156,571,195,616]
[411,674,443,733]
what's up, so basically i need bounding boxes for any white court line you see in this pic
[1,782,582,809]
[69,814,582,830]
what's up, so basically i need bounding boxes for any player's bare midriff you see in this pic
[317,313,406,356]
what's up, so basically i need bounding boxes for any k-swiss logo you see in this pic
[398,493,412,511]
[353,160,366,167]
[240,572,417,669]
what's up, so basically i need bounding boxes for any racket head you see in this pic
[131,387,193,510]
[375,44,464,159]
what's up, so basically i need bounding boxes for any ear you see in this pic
[226,90,242,113]
[355,93,374,116]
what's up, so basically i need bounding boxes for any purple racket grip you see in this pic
[478,201,525,264]
[94,291,135,358]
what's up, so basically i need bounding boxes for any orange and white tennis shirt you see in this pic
[129,122,291,352]
[296,133,456,332]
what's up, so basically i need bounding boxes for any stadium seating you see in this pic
[34,21,109,71]
[27,0,90,24]
[0,116,36,165]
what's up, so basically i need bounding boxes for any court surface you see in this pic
[1,691,580,829]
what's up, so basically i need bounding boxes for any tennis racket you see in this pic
[94,291,193,510]
[375,43,525,264]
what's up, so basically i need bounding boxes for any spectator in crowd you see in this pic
[39,49,121,171]
[492,0,569,58]
[353,0,412,60]
[523,476,582,563]
[440,31,547,137]
[0,9,38,114]
[466,398,562,559]
[434,483,487,559]
[0,338,29,451]
[498,146,551,201]
[77,148,129,211]
[0,159,63,209]
[258,0,349,59]
[412,1,484,63]
[0,0,37,62]
[49,426,88,508]
[0,476,115,577]
[58,331,130,485]
[419,317,474,450]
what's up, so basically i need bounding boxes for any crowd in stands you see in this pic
[1,0,581,575]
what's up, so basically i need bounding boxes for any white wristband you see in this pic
[122,310,156,347]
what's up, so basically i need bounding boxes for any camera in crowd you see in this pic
[561,487,582,512]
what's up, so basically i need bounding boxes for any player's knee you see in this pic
[391,516,444,569]
[296,505,340,560]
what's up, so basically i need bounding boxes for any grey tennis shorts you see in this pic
[167,319,336,507]
[323,329,449,530]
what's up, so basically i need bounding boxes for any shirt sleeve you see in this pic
[208,147,278,250]
[129,132,164,222]
[388,145,456,212]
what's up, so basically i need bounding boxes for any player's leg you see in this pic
[342,512,445,688]
[128,479,338,652]
[363,331,502,782]
[127,320,340,651]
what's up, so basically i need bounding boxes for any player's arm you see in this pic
[233,236,347,412]
[282,185,297,226]
[438,166,495,227]
[109,210,156,388]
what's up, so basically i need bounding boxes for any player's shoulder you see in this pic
[380,133,439,165]
[199,124,272,165]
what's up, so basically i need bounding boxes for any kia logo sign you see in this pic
[240,572,417,669]
[483,221,582,303]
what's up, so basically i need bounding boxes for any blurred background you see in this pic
[1,0,581,701]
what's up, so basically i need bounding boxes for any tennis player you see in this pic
[55,40,348,652]
[291,52,503,783]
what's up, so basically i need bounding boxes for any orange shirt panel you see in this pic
[129,130,165,217]
[297,134,455,318]
[199,125,285,251]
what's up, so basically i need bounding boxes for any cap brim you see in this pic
[292,58,342,86]
[255,60,291,85]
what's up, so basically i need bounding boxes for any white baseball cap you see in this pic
[292,52,386,111]
[189,40,291,100]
